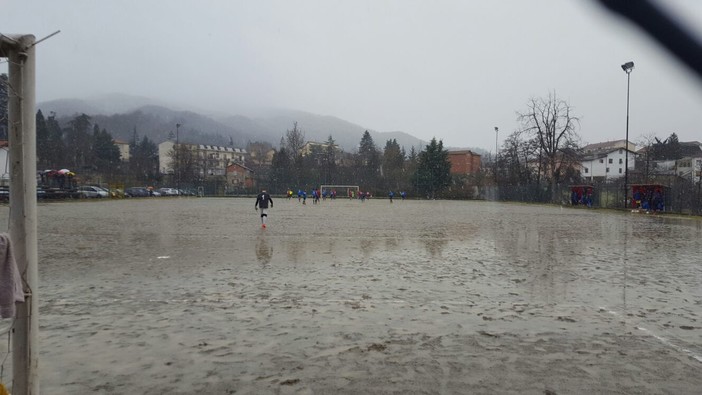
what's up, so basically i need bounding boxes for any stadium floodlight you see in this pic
[621,61,634,208]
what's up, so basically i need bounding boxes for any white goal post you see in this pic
[319,185,360,198]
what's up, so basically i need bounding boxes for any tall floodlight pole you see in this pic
[494,127,499,182]
[621,61,634,208]
[176,123,181,192]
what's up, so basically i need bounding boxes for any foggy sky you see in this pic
[2,0,701,152]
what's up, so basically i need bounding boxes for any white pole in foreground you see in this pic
[5,34,39,395]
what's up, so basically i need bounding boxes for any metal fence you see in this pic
[488,177,702,215]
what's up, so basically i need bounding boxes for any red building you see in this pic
[226,163,255,191]
[447,150,481,175]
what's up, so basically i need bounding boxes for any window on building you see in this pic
[584,168,589,173]
[619,158,623,164]
[606,167,610,173]
[599,159,604,163]
[608,158,613,164]
[619,168,622,173]
[619,149,623,154]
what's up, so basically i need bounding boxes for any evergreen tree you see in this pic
[92,125,121,173]
[129,131,159,182]
[270,147,292,192]
[323,135,338,184]
[413,138,451,198]
[650,133,683,160]
[36,110,51,169]
[46,112,66,168]
[357,130,380,190]
[66,113,93,169]
[301,144,324,186]
[382,138,405,189]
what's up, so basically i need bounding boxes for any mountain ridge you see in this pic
[38,95,428,152]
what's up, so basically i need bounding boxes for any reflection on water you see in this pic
[285,239,304,264]
[420,229,447,258]
[255,236,273,265]
[359,238,376,258]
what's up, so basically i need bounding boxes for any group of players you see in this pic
[283,188,407,204]
[255,188,408,228]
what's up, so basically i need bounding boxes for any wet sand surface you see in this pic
[2,198,701,394]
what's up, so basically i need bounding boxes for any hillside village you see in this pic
[0,88,699,212]
[0,107,698,214]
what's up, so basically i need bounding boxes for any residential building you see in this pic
[447,150,481,175]
[114,139,130,162]
[248,147,276,167]
[580,140,637,180]
[636,140,702,180]
[226,162,255,191]
[676,141,702,181]
[196,144,247,177]
[158,140,247,177]
[676,157,702,180]
[300,140,341,157]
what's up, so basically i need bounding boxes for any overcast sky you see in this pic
[2,0,701,152]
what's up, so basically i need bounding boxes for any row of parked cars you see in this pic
[0,185,196,200]
[76,186,110,198]
[123,187,194,197]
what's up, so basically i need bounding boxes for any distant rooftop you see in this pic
[447,149,481,156]
[197,144,246,153]
[582,139,634,153]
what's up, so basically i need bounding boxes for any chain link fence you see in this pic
[486,176,702,215]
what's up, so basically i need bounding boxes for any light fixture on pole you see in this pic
[621,61,634,209]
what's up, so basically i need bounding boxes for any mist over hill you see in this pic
[38,94,428,152]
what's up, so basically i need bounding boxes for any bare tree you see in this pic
[636,132,658,181]
[517,92,581,201]
[284,122,305,158]
[168,144,196,185]
[498,130,538,185]
[282,122,305,185]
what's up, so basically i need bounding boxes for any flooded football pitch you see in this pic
[1,197,701,394]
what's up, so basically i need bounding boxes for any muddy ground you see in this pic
[1,197,701,394]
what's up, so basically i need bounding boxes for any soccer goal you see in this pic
[320,185,360,199]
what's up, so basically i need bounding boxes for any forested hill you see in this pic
[37,97,427,152]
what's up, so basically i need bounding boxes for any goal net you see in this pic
[320,185,360,199]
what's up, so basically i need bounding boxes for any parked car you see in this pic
[0,186,52,200]
[76,186,109,198]
[157,187,179,196]
[124,187,151,197]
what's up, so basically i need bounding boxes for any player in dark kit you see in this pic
[255,189,274,228]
